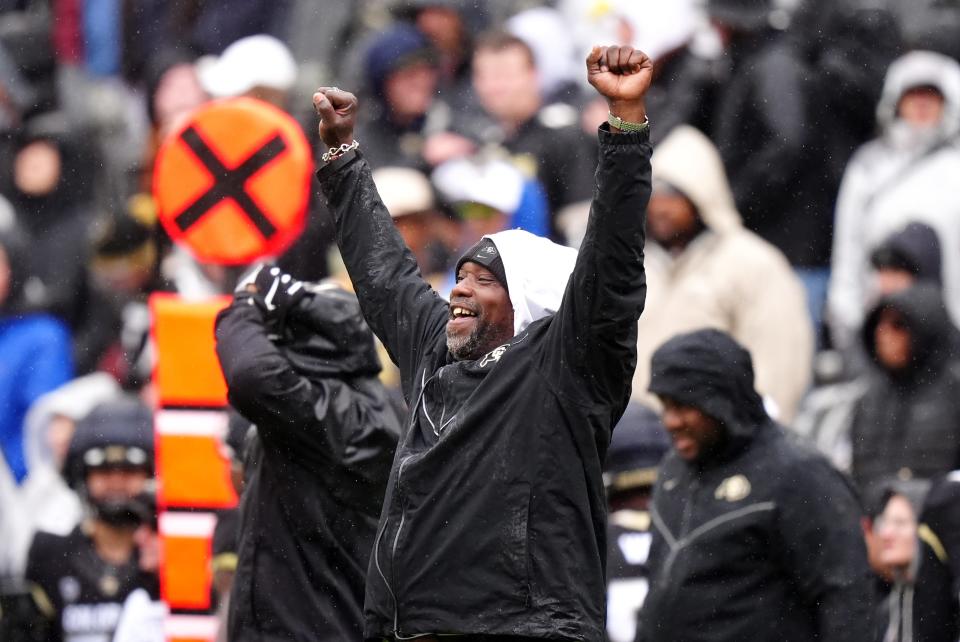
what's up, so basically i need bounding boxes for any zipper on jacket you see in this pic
[372,517,396,626]
[389,454,416,636]
[662,476,699,580]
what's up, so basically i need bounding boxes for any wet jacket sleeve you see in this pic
[215,300,397,474]
[775,457,875,641]
[548,125,650,415]
[316,152,449,398]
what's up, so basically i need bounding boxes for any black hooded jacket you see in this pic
[215,285,401,642]
[851,284,960,501]
[316,125,650,641]
[640,329,874,642]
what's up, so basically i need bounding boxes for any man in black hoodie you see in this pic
[851,283,960,503]
[215,266,400,642]
[639,328,874,642]
[312,45,651,641]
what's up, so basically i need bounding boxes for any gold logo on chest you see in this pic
[714,474,752,502]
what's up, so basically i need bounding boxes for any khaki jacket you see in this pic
[633,126,813,421]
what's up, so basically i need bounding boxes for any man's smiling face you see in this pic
[446,261,514,361]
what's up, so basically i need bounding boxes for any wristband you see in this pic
[607,112,649,133]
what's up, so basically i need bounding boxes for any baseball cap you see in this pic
[197,34,298,98]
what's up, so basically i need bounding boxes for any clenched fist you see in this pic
[313,87,358,150]
[586,45,652,127]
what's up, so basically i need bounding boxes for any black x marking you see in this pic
[174,126,287,239]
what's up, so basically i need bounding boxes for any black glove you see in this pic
[234,264,307,330]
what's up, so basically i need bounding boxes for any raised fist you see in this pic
[586,46,653,126]
[313,87,358,150]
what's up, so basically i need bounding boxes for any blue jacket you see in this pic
[0,314,73,482]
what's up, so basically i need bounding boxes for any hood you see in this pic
[364,24,436,103]
[861,283,960,378]
[484,229,578,336]
[23,373,120,474]
[649,329,768,444]
[651,126,741,234]
[869,221,942,285]
[5,113,97,231]
[279,283,382,381]
[876,50,960,144]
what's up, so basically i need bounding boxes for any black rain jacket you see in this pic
[316,125,650,641]
[851,284,960,502]
[215,286,400,642]
[640,329,874,642]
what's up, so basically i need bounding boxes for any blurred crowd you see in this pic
[1,0,960,640]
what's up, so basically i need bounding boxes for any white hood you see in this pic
[651,125,742,234]
[24,372,120,472]
[485,229,578,336]
[877,50,960,146]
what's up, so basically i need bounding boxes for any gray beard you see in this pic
[446,318,505,361]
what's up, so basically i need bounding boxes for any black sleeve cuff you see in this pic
[316,149,361,181]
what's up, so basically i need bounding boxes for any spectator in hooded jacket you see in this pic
[828,51,960,353]
[392,0,476,109]
[631,125,812,422]
[864,480,957,642]
[9,374,120,577]
[4,116,99,331]
[850,284,960,502]
[639,329,874,642]
[354,25,454,171]
[215,265,400,642]
[794,222,947,465]
[0,208,72,484]
[869,221,944,301]
[312,44,651,641]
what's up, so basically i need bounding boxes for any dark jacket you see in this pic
[851,285,960,500]
[712,31,831,267]
[316,124,650,641]
[640,329,874,642]
[215,286,400,642]
[26,526,159,642]
[915,474,960,641]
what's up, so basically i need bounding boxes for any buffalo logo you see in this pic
[480,344,509,367]
[714,474,751,502]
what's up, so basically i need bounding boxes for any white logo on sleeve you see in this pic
[479,344,509,367]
